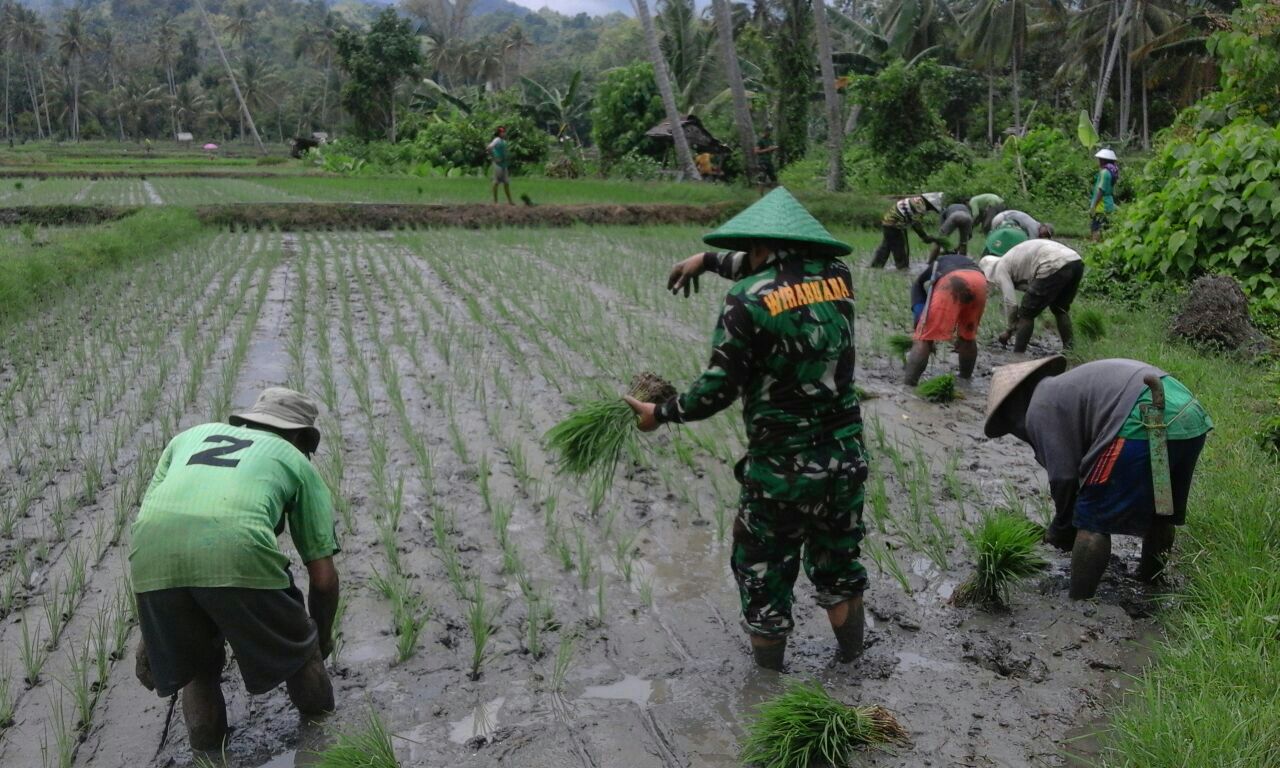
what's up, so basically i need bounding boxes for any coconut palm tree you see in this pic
[225,2,255,54]
[294,11,341,130]
[94,28,126,140]
[960,0,1047,141]
[813,0,844,191]
[710,0,758,181]
[194,0,264,152]
[155,19,180,137]
[634,0,700,180]
[14,7,49,138]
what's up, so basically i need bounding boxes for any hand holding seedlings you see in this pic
[622,396,659,432]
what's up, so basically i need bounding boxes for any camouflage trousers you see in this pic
[730,449,869,639]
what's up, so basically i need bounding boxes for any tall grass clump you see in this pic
[312,707,400,768]
[916,374,956,403]
[952,509,1046,608]
[740,680,908,768]
[544,372,675,501]
[1075,308,1107,341]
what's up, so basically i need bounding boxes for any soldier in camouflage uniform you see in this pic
[626,188,868,671]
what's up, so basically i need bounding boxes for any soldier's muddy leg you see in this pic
[1070,530,1111,599]
[804,484,868,661]
[731,499,805,671]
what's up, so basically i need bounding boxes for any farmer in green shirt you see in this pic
[130,388,340,751]
[627,188,869,671]
[1090,148,1119,241]
[489,126,513,205]
[968,193,1004,232]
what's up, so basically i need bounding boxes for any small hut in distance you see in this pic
[645,114,729,180]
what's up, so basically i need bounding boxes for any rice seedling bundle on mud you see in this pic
[917,373,956,403]
[741,680,908,768]
[544,372,675,499]
[953,509,1047,609]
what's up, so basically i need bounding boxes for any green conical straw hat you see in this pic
[703,187,851,257]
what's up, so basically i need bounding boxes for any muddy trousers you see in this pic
[731,487,868,639]
[870,227,909,269]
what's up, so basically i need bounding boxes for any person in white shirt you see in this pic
[980,239,1084,352]
[990,209,1053,240]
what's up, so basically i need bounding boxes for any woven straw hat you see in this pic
[984,355,1068,437]
[230,387,322,453]
[703,187,851,257]
[1095,148,1118,161]
[922,192,944,212]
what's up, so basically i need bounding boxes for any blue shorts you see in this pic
[1074,435,1206,536]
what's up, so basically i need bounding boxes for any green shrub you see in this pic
[849,61,970,185]
[1091,120,1280,320]
[592,63,664,163]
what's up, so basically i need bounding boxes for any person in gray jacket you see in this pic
[984,356,1212,599]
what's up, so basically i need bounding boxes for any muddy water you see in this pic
[57,234,1161,768]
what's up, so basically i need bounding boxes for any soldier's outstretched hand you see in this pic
[667,253,706,297]
[623,396,660,432]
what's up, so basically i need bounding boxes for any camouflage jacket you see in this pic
[654,249,863,459]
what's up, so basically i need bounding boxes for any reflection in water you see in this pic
[448,696,506,744]
[581,674,654,707]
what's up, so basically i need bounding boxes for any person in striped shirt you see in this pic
[130,388,340,752]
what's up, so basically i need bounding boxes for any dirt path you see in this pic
[3,229,1160,768]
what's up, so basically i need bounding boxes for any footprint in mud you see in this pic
[960,632,1049,682]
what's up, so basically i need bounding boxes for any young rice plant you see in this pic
[916,374,957,403]
[740,680,908,768]
[953,509,1047,608]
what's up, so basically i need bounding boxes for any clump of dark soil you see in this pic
[197,202,732,231]
[1170,275,1270,355]
[629,371,677,403]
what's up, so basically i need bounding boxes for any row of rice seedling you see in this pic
[0,236,282,760]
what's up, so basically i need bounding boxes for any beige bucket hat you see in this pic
[230,387,321,453]
[984,355,1068,437]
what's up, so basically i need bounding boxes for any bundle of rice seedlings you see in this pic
[953,509,1047,608]
[741,680,908,768]
[1075,308,1107,341]
[887,333,914,357]
[544,372,676,494]
[312,707,400,768]
[916,373,956,403]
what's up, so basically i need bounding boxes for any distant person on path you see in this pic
[1090,148,1120,241]
[981,239,1085,352]
[871,192,944,270]
[990,208,1053,240]
[969,193,1005,233]
[930,202,974,259]
[489,126,513,205]
[130,388,340,752]
[628,188,869,671]
[905,251,988,386]
[984,356,1212,599]
[754,126,779,195]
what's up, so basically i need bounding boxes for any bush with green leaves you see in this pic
[850,61,970,185]
[591,62,663,163]
[1091,120,1280,319]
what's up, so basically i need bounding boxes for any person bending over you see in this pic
[980,239,1084,353]
[905,252,988,386]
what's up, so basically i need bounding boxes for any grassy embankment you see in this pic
[0,208,205,326]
